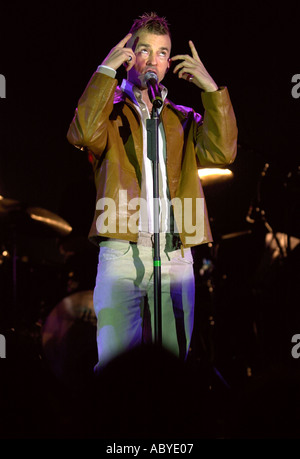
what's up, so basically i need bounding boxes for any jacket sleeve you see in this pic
[66,72,118,157]
[195,86,238,167]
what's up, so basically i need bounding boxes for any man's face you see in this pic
[127,30,171,88]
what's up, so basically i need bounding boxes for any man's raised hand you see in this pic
[171,40,218,92]
[101,33,136,71]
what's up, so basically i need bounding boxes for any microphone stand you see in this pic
[146,103,162,348]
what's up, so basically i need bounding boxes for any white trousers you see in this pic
[93,237,195,369]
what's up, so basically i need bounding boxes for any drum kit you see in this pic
[0,161,298,382]
[0,196,69,321]
[0,194,98,374]
[196,162,300,378]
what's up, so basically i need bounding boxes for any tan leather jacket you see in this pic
[67,72,238,247]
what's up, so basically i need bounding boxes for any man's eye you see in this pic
[141,49,149,55]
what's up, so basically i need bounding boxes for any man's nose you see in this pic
[147,51,158,66]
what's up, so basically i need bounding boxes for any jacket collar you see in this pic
[115,79,168,107]
[114,79,193,121]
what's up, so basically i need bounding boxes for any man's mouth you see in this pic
[144,68,157,75]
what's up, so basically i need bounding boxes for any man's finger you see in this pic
[171,54,188,62]
[124,52,136,70]
[173,61,194,74]
[189,40,201,61]
[117,33,133,48]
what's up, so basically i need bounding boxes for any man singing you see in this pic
[67,12,238,371]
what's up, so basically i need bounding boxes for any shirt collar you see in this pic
[120,79,168,107]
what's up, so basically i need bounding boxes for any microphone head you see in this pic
[144,71,158,83]
[143,71,163,109]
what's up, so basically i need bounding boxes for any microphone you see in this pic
[144,71,163,108]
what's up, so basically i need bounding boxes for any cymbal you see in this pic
[221,230,252,240]
[0,196,72,237]
[0,196,23,215]
[27,207,72,237]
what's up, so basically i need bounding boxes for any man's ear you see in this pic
[165,58,171,74]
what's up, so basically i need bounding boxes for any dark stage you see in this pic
[0,0,299,440]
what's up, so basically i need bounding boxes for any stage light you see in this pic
[198,168,233,184]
